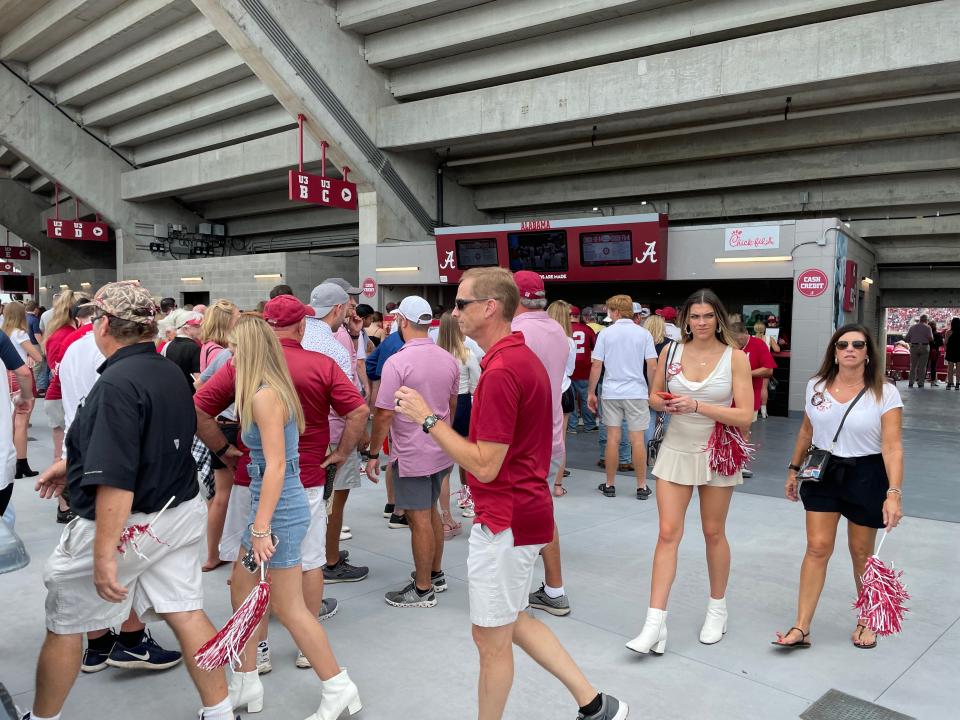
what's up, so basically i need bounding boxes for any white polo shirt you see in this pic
[592,319,658,400]
[60,333,105,437]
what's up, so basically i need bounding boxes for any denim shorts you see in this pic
[242,459,310,569]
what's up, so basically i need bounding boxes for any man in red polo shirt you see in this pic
[195,295,367,669]
[732,321,776,479]
[394,267,628,720]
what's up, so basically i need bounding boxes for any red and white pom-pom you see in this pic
[854,535,910,636]
[195,566,270,671]
[117,524,167,559]
[706,423,754,476]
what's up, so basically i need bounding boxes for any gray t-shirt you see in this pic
[39,308,55,334]
[199,348,236,421]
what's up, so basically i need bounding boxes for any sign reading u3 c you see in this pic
[288,171,358,211]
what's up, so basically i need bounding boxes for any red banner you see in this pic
[843,260,858,311]
[0,246,30,260]
[0,262,14,273]
[46,219,109,242]
[288,170,357,210]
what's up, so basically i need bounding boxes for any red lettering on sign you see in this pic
[520,220,551,231]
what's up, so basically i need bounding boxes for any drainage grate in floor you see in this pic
[801,690,914,720]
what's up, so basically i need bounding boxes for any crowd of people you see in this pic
[0,270,906,720]
[885,307,959,335]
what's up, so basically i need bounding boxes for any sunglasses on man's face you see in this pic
[835,340,867,350]
[454,298,490,311]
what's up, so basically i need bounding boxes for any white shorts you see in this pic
[467,524,545,628]
[43,495,207,635]
[219,484,252,563]
[44,399,65,429]
[300,487,327,572]
[601,398,650,432]
[330,443,361,490]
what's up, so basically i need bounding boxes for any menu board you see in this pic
[580,231,632,266]
[456,238,499,268]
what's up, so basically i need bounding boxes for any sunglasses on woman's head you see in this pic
[835,340,867,350]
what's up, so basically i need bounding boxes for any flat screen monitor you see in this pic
[456,238,499,269]
[580,231,633,266]
[507,231,568,272]
[0,274,32,293]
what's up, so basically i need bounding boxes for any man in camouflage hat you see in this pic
[27,282,235,720]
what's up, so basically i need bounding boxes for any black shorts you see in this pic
[561,386,576,414]
[453,393,472,437]
[209,422,239,471]
[799,453,888,528]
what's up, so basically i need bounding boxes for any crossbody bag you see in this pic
[646,342,677,467]
[797,387,867,481]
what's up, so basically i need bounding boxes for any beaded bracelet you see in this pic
[249,524,272,538]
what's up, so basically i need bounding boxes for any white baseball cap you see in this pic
[394,295,432,325]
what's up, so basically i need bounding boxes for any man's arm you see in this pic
[327,404,367,467]
[645,357,657,382]
[586,359,603,412]
[752,367,774,378]
[364,407,394,480]
[93,486,134,603]
[193,362,241,468]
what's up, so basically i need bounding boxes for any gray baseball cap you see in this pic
[323,277,361,295]
[309,283,349,317]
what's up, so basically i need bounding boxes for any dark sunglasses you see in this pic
[454,298,490,311]
[835,340,867,350]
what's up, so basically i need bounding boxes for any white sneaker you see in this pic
[461,503,475,518]
[256,640,271,674]
[295,649,312,669]
[340,528,352,541]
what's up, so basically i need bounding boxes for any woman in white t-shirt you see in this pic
[775,324,904,651]
[3,301,43,479]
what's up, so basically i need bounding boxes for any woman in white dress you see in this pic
[627,289,754,654]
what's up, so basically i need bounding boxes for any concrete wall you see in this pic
[120,250,360,309]
[38,268,119,303]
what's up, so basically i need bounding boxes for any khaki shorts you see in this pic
[44,495,206,635]
[467,525,545,628]
[329,443,362,490]
[44,399,65,429]
[601,398,650,432]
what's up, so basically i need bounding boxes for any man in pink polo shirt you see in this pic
[393,268,628,720]
[366,296,459,608]
[511,270,573,617]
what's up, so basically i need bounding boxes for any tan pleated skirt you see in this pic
[652,414,743,487]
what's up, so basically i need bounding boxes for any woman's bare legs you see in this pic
[698,484,735,600]
[204,467,233,570]
[847,521,879,647]
[649,479,694,609]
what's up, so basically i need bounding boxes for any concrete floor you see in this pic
[2,386,957,719]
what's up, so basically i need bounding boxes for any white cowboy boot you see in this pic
[305,668,362,720]
[699,596,728,644]
[625,608,668,654]
[228,669,264,713]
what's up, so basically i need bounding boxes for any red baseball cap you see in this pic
[514,270,545,299]
[570,305,581,315]
[656,306,678,321]
[263,294,308,327]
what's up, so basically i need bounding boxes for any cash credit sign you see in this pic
[46,219,109,242]
[288,171,357,210]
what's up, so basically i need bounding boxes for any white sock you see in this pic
[201,697,234,720]
[544,584,565,599]
[30,713,61,720]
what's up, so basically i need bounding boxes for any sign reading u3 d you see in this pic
[288,171,358,210]
[46,219,109,242]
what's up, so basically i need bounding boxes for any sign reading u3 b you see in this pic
[288,171,358,211]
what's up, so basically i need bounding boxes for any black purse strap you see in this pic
[830,387,868,446]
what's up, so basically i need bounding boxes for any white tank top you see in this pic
[664,344,734,426]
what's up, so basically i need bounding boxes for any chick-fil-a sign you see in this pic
[724,226,780,251]
[797,268,829,298]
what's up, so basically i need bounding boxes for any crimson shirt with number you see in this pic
[570,321,597,381]
[743,335,777,411]
[467,332,554,546]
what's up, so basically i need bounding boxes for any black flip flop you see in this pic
[772,627,811,649]
[852,624,878,650]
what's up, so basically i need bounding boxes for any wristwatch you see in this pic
[787,463,802,472]
[215,443,232,458]
[422,415,440,433]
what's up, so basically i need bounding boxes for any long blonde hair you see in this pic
[437,311,468,363]
[200,299,238,346]
[644,314,666,344]
[547,300,572,337]
[231,315,305,433]
[46,290,84,337]
[2,301,28,336]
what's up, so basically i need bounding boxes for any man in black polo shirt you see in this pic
[27,282,233,720]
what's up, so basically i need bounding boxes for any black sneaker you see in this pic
[577,693,629,720]
[409,570,447,593]
[636,486,652,500]
[741,468,753,478]
[318,597,339,621]
[598,483,615,497]
[388,513,409,529]
[323,559,369,583]
[385,581,437,608]
[106,630,182,670]
[383,503,395,518]
[81,631,118,673]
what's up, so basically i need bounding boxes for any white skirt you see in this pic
[652,414,743,487]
